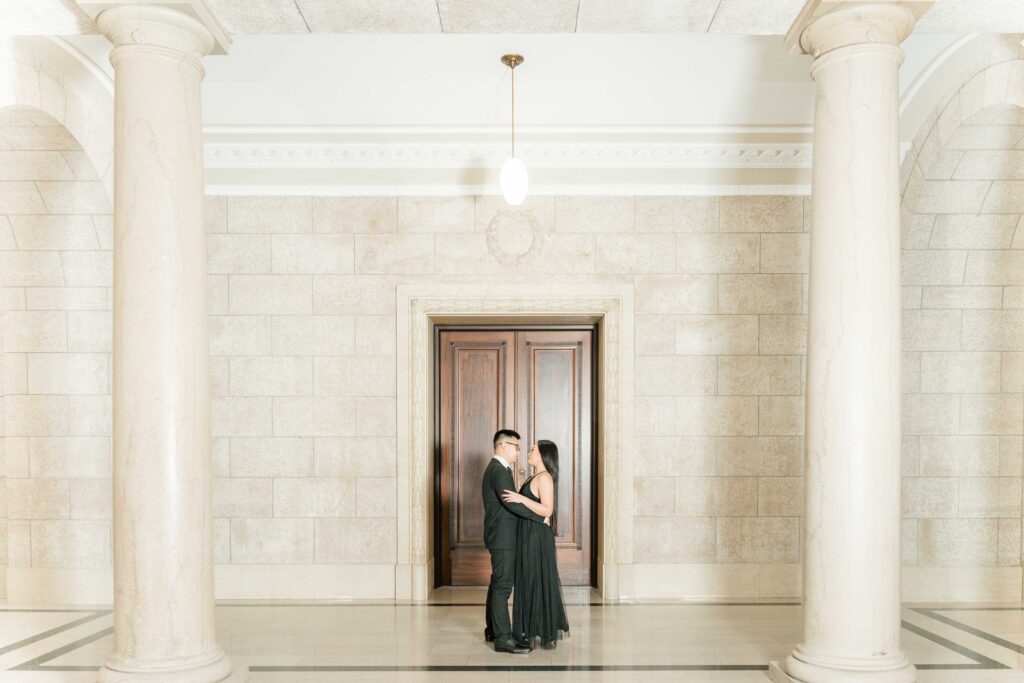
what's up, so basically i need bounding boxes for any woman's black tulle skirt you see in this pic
[512,519,570,646]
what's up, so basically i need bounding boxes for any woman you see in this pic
[501,440,570,649]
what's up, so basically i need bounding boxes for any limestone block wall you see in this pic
[198,192,812,599]
[628,196,808,597]
[3,101,1024,601]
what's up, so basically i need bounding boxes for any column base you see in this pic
[99,654,246,683]
[769,661,798,683]
[222,665,248,682]
[769,654,917,683]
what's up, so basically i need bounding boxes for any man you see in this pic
[482,428,544,654]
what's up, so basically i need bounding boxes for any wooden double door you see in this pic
[437,327,595,586]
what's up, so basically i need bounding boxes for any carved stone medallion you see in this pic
[485,209,545,267]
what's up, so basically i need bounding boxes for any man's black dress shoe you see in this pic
[486,630,530,649]
[494,636,530,654]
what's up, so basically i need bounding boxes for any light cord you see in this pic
[511,64,516,158]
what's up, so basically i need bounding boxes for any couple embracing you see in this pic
[481,429,570,654]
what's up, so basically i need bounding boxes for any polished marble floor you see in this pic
[1,588,1023,681]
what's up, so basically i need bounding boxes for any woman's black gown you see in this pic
[512,475,570,647]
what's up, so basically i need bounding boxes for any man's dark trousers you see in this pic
[485,548,515,638]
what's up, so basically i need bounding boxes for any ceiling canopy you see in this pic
[7,0,1024,36]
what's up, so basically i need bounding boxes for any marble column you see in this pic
[77,2,240,681]
[769,2,929,683]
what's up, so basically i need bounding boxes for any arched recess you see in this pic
[0,102,113,603]
[0,35,114,603]
[901,33,1024,194]
[898,33,1024,603]
[0,36,113,194]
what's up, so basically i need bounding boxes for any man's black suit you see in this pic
[482,457,543,641]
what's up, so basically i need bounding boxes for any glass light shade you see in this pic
[500,157,529,206]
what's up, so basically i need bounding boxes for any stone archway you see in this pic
[0,103,113,603]
[0,36,114,193]
[899,36,1024,602]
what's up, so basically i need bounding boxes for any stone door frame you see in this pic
[395,283,635,601]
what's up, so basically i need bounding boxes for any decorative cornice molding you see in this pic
[201,125,815,195]
[203,139,813,170]
[203,183,812,197]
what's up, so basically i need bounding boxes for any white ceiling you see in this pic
[5,0,1015,197]
[63,31,957,129]
[56,29,964,196]
[8,0,1024,35]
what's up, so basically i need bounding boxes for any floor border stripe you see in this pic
[913,607,1024,656]
[13,626,114,671]
[0,611,109,658]
[901,619,1007,669]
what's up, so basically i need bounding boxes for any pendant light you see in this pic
[500,54,528,206]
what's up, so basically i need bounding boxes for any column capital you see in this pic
[78,1,231,58]
[785,0,931,58]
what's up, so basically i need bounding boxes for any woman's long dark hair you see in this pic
[537,440,559,534]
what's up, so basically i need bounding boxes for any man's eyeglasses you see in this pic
[501,441,521,451]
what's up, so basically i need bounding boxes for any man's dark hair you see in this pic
[493,429,521,450]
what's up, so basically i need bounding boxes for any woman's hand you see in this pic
[501,490,526,504]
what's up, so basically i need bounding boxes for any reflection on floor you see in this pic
[1,588,1023,681]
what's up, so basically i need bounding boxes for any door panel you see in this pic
[438,327,593,587]
[516,331,592,586]
[439,331,515,586]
